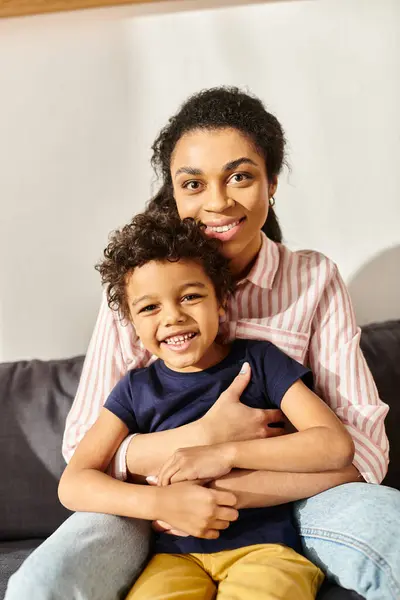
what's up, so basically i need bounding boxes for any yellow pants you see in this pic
[126,543,324,600]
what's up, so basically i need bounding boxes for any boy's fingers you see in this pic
[214,490,237,507]
[216,506,239,522]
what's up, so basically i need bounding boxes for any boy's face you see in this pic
[126,259,226,372]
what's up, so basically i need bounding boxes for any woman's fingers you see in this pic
[157,460,178,486]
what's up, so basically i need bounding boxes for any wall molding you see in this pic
[0,0,165,19]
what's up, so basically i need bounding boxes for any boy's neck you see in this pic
[163,341,231,373]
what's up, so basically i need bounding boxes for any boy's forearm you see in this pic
[59,468,161,520]
[225,427,354,474]
[211,465,362,509]
[127,421,210,477]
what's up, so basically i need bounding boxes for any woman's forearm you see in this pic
[210,465,363,509]
[126,421,210,477]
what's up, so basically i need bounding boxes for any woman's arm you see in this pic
[126,365,285,479]
[308,262,389,483]
[156,379,355,485]
[59,408,239,539]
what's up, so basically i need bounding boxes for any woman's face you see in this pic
[170,127,277,277]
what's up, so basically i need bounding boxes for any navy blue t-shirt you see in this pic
[105,339,312,555]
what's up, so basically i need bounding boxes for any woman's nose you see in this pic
[204,185,234,213]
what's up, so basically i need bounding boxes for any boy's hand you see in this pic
[156,481,238,539]
[156,444,234,486]
[200,363,285,444]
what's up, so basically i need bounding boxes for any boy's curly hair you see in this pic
[96,212,235,322]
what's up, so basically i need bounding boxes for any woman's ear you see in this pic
[218,305,226,318]
[268,176,278,198]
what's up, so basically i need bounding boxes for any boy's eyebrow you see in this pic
[175,157,257,178]
[131,282,206,307]
[179,282,207,291]
[131,294,154,307]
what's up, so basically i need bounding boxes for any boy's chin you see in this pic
[162,353,199,372]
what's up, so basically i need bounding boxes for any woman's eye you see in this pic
[139,304,157,314]
[229,172,251,184]
[183,180,202,191]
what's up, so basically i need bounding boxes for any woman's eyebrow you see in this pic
[175,166,203,177]
[222,157,257,171]
[175,157,257,178]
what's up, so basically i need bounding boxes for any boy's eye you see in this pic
[139,304,158,314]
[182,293,202,302]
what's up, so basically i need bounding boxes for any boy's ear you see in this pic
[218,305,226,318]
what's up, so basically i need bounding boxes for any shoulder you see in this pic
[111,362,158,399]
[237,339,278,365]
[277,244,339,289]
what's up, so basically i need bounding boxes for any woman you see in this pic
[6,87,399,600]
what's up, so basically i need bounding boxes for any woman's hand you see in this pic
[157,444,234,486]
[200,363,286,445]
[155,481,238,539]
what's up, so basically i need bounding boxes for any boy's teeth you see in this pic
[164,333,196,345]
[207,220,239,233]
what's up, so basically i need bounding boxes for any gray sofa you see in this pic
[1,320,400,599]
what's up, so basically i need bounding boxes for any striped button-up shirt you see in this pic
[63,233,389,484]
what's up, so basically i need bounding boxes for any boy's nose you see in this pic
[162,307,187,326]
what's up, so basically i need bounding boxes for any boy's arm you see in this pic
[157,379,355,485]
[226,379,355,472]
[209,465,361,510]
[126,365,284,478]
[59,408,161,519]
[58,408,239,538]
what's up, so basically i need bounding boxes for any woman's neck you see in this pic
[229,233,262,281]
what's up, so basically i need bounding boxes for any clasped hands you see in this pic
[145,365,285,539]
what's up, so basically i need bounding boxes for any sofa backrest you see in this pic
[360,320,400,489]
[0,320,399,541]
[0,356,84,540]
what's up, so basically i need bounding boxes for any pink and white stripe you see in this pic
[63,233,389,484]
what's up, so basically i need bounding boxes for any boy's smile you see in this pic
[127,259,229,372]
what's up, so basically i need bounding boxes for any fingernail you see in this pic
[146,475,158,484]
[240,362,249,374]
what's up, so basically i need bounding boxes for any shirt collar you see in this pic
[238,232,280,290]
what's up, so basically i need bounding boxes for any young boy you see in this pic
[59,213,355,600]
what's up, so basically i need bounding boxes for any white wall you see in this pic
[0,0,399,361]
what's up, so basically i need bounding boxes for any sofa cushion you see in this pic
[0,356,84,540]
[360,320,400,489]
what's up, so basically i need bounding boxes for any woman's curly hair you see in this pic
[147,86,286,243]
[96,212,235,323]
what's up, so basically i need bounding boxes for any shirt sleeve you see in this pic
[104,376,140,432]
[261,343,313,408]
[308,262,389,484]
[62,292,149,480]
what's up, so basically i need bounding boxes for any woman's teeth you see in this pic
[207,220,240,233]
[164,333,196,345]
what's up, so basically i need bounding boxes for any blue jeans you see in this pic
[6,483,400,600]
